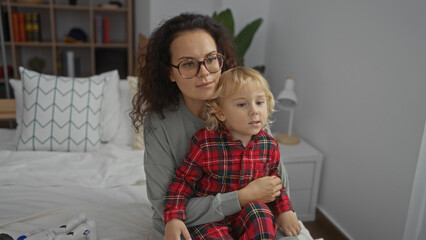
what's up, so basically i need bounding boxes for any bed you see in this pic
[0,68,319,240]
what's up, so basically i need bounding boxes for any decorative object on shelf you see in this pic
[64,28,87,43]
[16,0,46,4]
[275,77,300,145]
[98,1,123,9]
[212,9,264,73]
[28,56,45,73]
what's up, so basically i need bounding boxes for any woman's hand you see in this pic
[276,211,301,237]
[164,218,192,240]
[237,176,282,207]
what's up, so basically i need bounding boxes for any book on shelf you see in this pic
[24,13,32,41]
[95,15,110,44]
[66,51,75,77]
[103,17,109,44]
[95,15,103,44]
[10,11,41,42]
[1,6,10,41]
[18,13,26,42]
[32,13,41,42]
[12,12,20,42]
[57,51,81,77]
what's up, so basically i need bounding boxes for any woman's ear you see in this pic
[169,68,176,82]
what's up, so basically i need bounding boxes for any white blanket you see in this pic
[0,129,153,239]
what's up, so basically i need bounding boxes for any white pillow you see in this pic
[14,67,120,151]
[110,80,134,147]
[10,69,120,146]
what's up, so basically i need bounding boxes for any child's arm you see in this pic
[266,144,295,215]
[164,218,192,240]
[276,210,301,237]
[237,175,282,207]
[268,139,301,236]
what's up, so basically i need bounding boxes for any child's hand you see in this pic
[276,211,301,237]
[238,176,282,207]
[164,218,192,240]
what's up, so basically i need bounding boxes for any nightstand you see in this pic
[278,139,323,221]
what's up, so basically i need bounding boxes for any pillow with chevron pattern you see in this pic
[127,76,145,150]
[17,67,119,152]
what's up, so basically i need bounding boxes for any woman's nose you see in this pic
[197,63,210,77]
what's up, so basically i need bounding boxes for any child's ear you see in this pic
[215,107,226,122]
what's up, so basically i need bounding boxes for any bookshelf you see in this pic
[0,0,133,91]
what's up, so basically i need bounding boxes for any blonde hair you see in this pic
[204,67,275,131]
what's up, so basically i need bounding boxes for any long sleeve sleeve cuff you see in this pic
[218,191,241,217]
[163,209,186,223]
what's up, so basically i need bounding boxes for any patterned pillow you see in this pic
[17,67,117,151]
[127,76,144,150]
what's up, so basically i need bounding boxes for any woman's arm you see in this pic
[144,118,241,228]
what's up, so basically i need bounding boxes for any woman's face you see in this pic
[169,30,221,107]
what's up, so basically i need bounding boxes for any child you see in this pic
[163,67,301,239]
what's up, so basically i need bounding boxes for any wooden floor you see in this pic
[303,209,349,240]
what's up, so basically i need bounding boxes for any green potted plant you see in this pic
[212,9,264,73]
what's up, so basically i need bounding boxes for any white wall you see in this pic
[265,0,426,239]
[134,0,426,239]
[133,0,269,69]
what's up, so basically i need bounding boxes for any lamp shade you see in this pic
[277,77,297,109]
[275,77,300,145]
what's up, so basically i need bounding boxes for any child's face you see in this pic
[216,82,269,142]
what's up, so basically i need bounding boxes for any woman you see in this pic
[132,13,293,240]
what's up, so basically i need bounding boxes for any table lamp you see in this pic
[275,77,300,145]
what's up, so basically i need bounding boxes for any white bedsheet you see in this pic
[0,129,153,239]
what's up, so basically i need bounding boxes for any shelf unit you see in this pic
[0,0,133,88]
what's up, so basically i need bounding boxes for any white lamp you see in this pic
[275,77,300,145]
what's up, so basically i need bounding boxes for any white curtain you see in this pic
[403,120,426,240]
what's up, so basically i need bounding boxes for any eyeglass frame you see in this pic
[170,53,225,79]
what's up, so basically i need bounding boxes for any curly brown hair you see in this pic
[131,13,237,130]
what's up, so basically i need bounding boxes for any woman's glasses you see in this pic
[171,53,224,79]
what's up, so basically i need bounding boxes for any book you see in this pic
[74,57,81,77]
[95,15,103,44]
[11,12,20,42]
[56,52,62,76]
[32,12,41,42]
[103,17,109,44]
[61,51,67,76]
[24,13,33,41]
[1,6,10,41]
[66,51,75,77]
[18,13,26,42]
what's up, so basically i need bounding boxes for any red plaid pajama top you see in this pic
[163,126,294,223]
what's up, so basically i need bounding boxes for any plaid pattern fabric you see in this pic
[188,201,276,240]
[163,126,294,223]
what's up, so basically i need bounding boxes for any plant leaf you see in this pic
[235,18,263,64]
[212,9,234,37]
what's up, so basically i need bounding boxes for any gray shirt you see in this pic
[143,96,291,239]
